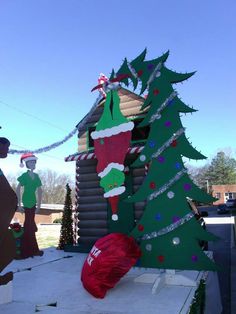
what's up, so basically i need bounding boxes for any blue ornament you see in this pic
[148,140,156,148]
[175,162,181,170]
[155,213,161,220]
[168,99,175,106]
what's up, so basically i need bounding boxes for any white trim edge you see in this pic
[104,186,126,198]
[98,163,124,178]
[91,121,134,140]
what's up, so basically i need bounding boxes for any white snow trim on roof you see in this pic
[104,186,126,198]
[98,163,124,178]
[91,121,134,140]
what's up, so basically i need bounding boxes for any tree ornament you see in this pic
[155,213,161,220]
[171,140,177,147]
[145,244,152,251]
[158,255,165,263]
[184,183,192,191]
[172,216,180,223]
[192,255,198,262]
[148,140,156,148]
[153,89,160,96]
[138,224,144,232]
[165,121,172,127]
[172,237,180,245]
[149,181,156,189]
[137,70,143,77]
[157,156,165,163]
[167,191,175,199]
[140,154,146,162]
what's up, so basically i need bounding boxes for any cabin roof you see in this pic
[65,87,145,160]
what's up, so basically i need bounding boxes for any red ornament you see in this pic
[137,70,143,77]
[153,89,160,96]
[158,255,165,263]
[138,224,144,232]
[149,182,156,189]
[171,140,177,147]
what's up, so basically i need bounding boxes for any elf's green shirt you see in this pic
[17,171,42,208]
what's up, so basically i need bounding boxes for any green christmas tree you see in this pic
[58,184,74,250]
[115,50,219,271]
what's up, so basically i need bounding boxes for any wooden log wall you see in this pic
[76,156,147,249]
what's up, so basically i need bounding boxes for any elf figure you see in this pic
[16,153,43,258]
[91,89,134,221]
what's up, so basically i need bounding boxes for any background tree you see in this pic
[37,169,75,204]
[58,184,74,249]
[187,164,210,190]
[186,151,236,188]
[205,151,236,185]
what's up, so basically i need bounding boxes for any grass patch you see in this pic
[36,224,61,249]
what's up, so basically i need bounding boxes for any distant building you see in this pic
[211,185,236,205]
[12,204,67,224]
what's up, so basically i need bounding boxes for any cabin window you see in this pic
[87,125,96,149]
[131,118,150,144]
[86,117,149,150]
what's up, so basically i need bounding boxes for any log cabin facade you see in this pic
[65,87,148,252]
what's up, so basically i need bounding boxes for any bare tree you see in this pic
[37,169,75,204]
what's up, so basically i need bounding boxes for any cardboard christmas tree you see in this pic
[115,50,219,271]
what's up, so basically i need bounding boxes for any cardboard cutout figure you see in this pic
[0,137,17,285]
[16,153,43,258]
[91,89,134,221]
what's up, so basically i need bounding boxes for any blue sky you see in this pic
[0,0,235,179]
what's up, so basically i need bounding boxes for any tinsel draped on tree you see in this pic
[113,49,219,271]
[58,184,74,250]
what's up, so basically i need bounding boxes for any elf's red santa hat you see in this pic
[20,153,37,167]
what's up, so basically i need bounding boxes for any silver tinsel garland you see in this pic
[149,91,178,123]
[8,94,104,155]
[127,62,139,79]
[151,127,185,159]
[146,62,163,88]
[148,168,187,201]
[140,212,194,241]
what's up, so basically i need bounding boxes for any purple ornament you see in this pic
[147,63,154,71]
[191,255,198,262]
[172,216,180,223]
[157,156,165,163]
[184,183,192,191]
[165,121,172,127]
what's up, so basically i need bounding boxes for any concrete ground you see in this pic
[201,206,235,314]
[231,246,236,314]
[0,247,221,314]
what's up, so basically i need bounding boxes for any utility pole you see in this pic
[205,179,209,194]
